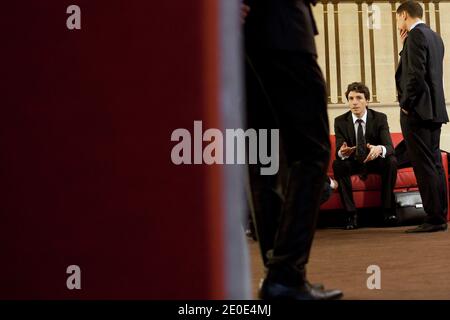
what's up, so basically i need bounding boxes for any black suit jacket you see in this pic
[334,109,394,160]
[244,0,318,55]
[395,23,448,123]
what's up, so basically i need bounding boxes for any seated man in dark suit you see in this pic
[333,82,398,229]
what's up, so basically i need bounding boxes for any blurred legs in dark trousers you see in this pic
[246,51,331,287]
[400,112,448,225]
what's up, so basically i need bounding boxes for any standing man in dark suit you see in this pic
[243,0,343,300]
[333,82,398,230]
[395,1,448,233]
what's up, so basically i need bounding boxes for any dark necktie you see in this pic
[355,119,367,162]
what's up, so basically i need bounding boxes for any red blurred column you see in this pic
[0,0,223,299]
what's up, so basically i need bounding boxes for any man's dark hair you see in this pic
[396,1,423,18]
[345,82,370,101]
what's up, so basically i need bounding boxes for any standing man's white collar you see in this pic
[409,20,425,31]
[352,109,367,124]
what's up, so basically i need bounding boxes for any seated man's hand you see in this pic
[363,144,383,163]
[401,108,409,115]
[339,142,356,157]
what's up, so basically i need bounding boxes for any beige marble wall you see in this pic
[312,2,450,151]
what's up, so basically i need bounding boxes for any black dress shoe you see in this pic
[383,214,399,226]
[344,213,358,230]
[308,281,325,290]
[259,279,343,300]
[405,223,448,233]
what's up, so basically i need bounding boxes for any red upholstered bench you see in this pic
[320,132,450,221]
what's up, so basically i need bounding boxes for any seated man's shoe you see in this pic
[344,213,358,230]
[383,214,399,227]
[259,279,343,300]
[405,223,448,233]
